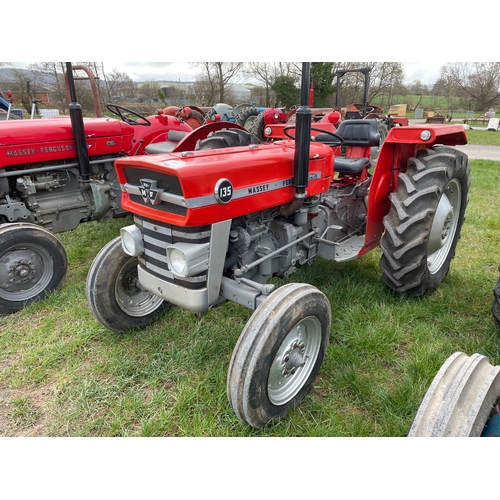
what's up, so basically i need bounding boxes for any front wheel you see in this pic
[227,283,331,428]
[408,352,500,436]
[0,223,68,314]
[86,236,169,333]
[379,146,470,296]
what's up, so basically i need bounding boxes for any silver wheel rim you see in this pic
[427,178,461,274]
[115,258,164,317]
[244,116,257,129]
[268,316,322,406]
[0,244,53,301]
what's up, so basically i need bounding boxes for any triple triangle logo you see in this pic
[139,179,163,205]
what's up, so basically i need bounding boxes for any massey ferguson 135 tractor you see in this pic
[0,62,195,315]
[86,63,471,429]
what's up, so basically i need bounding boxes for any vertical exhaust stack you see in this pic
[293,62,312,196]
[280,62,312,217]
[66,62,92,182]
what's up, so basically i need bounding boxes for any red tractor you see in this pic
[0,63,196,315]
[86,63,471,429]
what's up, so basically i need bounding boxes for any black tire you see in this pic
[408,352,500,436]
[493,270,500,327]
[379,146,470,296]
[234,106,261,131]
[86,236,169,333]
[184,109,204,129]
[0,223,68,314]
[370,120,388,162]
[227,283,331,429]
[204,108,217,123]
[195,128,261,150]
[248,113,266,141]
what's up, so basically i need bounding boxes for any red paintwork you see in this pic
[0,112,193,168]
[360,124,468,255]
[115,140,335,227]
[114,122,468,259]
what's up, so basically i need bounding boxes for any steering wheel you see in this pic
[283,126,344,146]
[106,104,151,126]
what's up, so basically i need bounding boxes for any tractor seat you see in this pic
[331,119,380,174]
[145,129,189,154]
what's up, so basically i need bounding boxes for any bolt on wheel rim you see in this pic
[427,178,461,274]
[268,316,322,406]
[0,246,53,300]
[115,259,164,317]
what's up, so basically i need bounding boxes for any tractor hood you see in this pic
[0,117,135,168]
[0,117,134,146]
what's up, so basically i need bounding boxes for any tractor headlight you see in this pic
[264,127,272,136]
[166,242,210,277]
[120,225,143,256]
[420,130,432,141]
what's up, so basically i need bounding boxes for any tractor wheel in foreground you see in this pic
[86,236,169,333]
[195,128,261,150]
[0,223,68,314]
[492,271,500,327]
[234,106,260,131]
[408,352,500,436]
[227,283,331,429]
[379,146,470,297]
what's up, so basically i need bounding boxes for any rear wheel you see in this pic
[0,223,68,314]
[249,113,266,141]
[408,352,500,436]
[184,110,204,129]
[86,236,169,333]
[493,270,500,327]
[370,120,388,162]
[234,106,260,131]
[227,283,331,428]
[195,128,261,150]
[379,146,470,296]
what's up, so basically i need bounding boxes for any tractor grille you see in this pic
[122,166,187,216]
[135,215,211,290]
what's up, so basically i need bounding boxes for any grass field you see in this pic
[1,142,500,436]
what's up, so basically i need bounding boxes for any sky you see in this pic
[9,61,447,86]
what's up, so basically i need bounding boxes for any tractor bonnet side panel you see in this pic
[0,118,135,167]
[116,142,334,227]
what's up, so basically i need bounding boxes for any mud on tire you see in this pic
[379,146,470,297]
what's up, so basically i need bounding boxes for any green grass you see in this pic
[465,129,500,146]
[1,158,500,436]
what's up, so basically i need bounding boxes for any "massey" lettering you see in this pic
[248,184,269,195]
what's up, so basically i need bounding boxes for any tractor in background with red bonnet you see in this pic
[86,62,471,429]
[0,62,199,315]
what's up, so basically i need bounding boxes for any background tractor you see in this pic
[86,62,471,429]
[0,62,196,315]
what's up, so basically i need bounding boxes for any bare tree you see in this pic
[105,69,136,101]
[439,62,500,111]
[244,62,300,107]
[193,62,243,104]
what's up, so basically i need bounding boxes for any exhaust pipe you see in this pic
[66,62,92,182]
[281,62,312,217]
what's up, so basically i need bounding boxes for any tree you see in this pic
[244,62,300,107]
[271,75,300,109]
[193,62,243,104]
[104,69,135,101]
[438,62,500,111]
[310,62,335,107]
